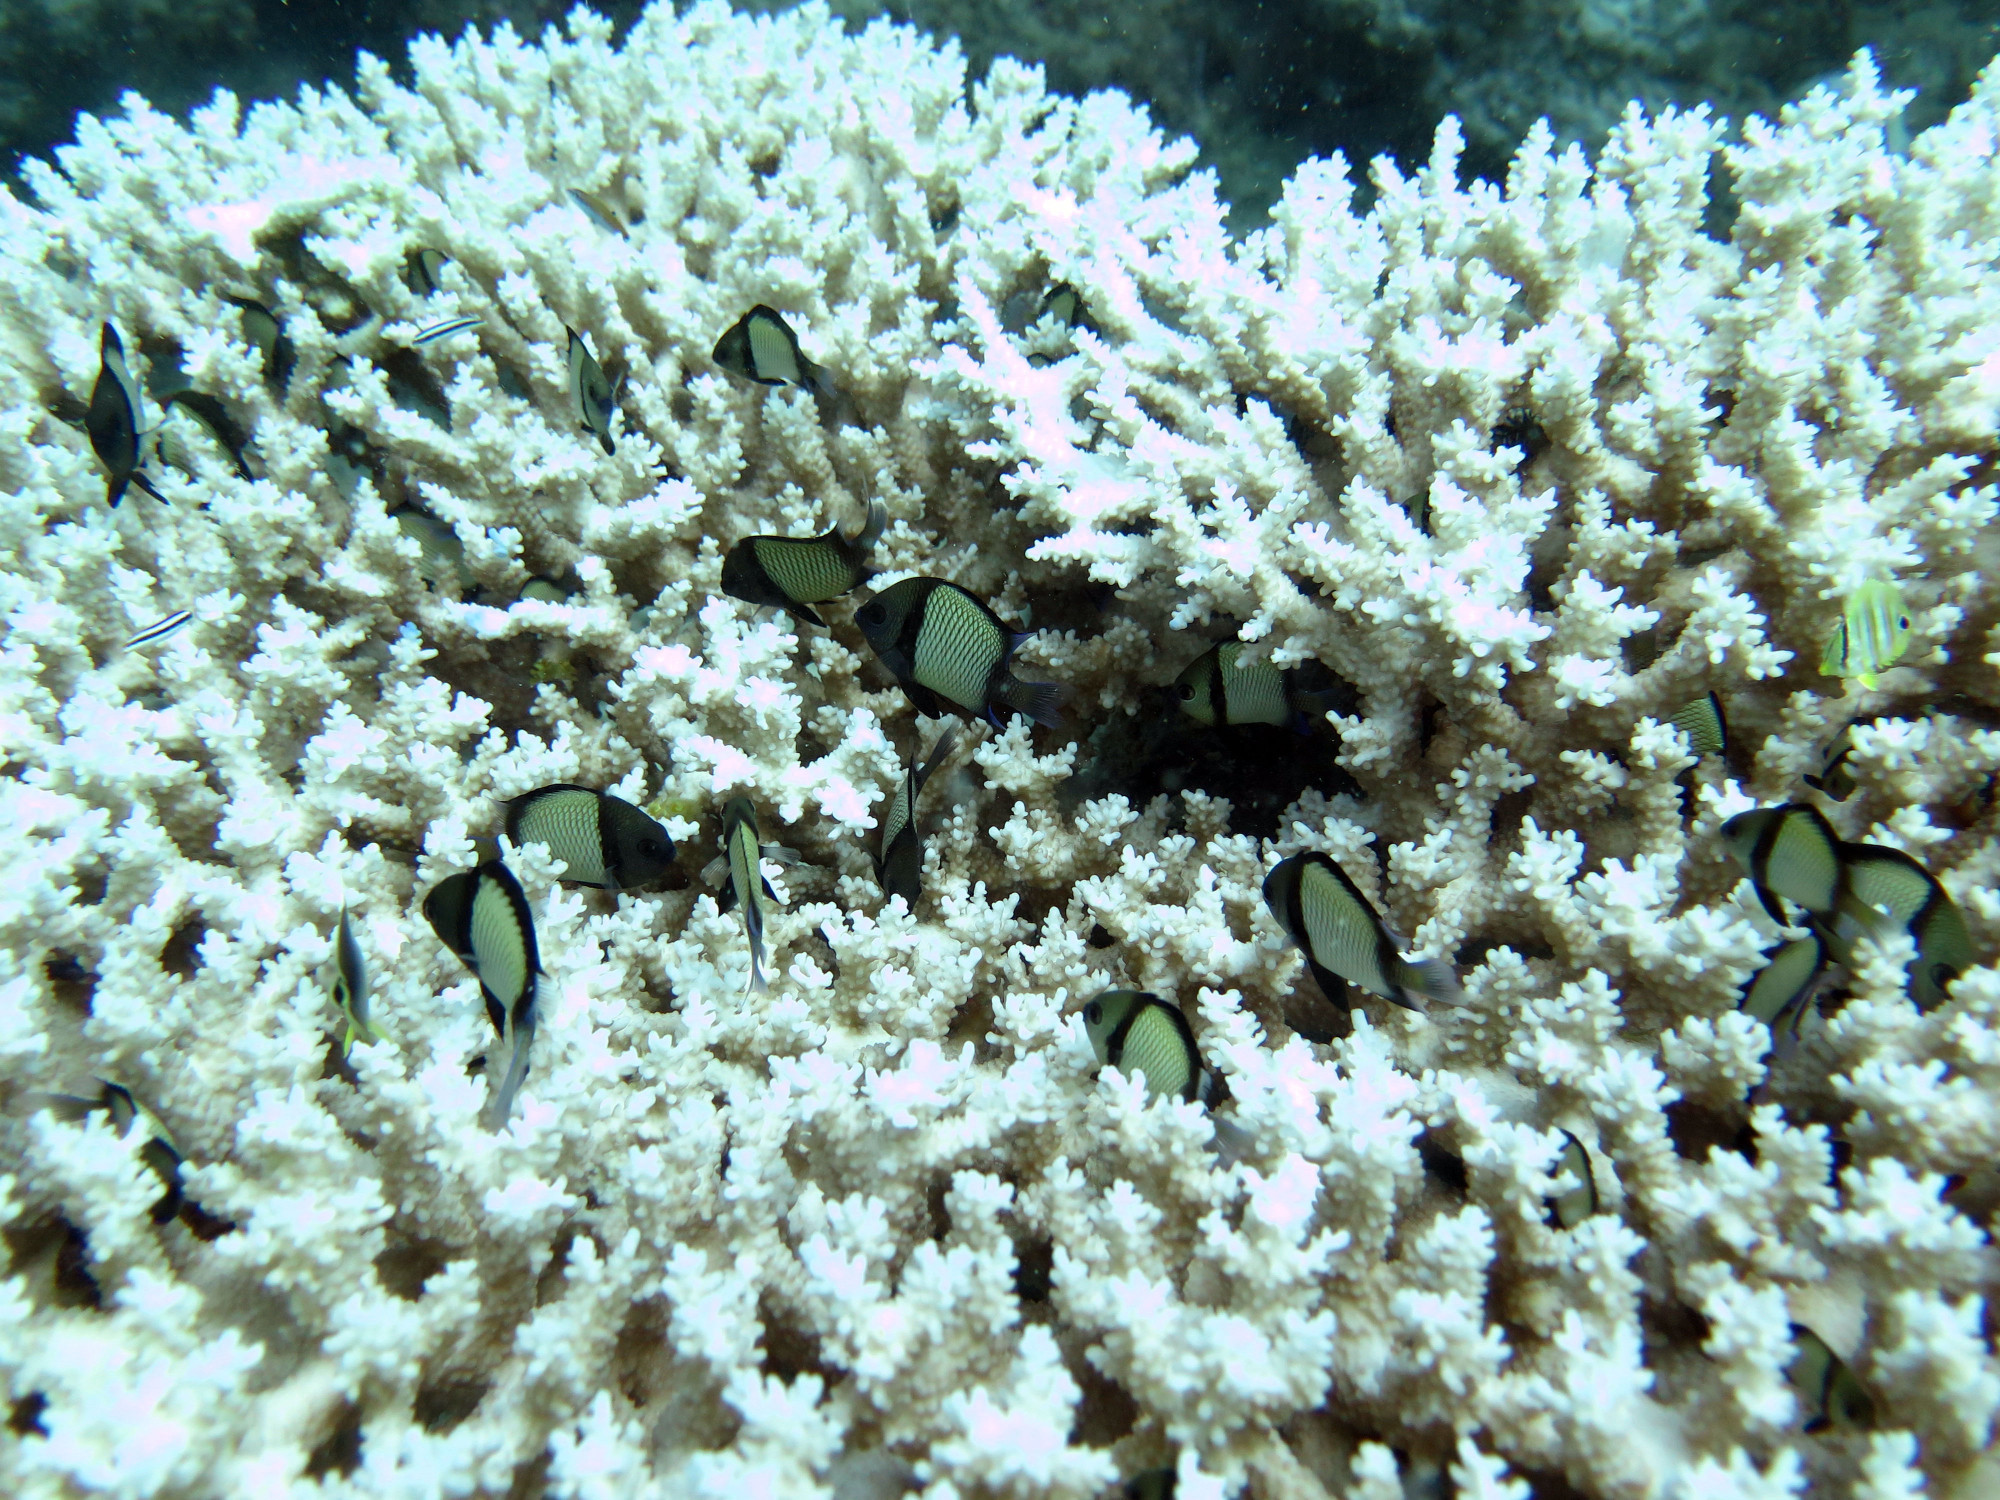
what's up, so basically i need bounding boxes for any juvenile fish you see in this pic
[722,498,888,628]
[504,784,675,890]
[125,610,192,649]
[567,325,616,455]
[1262,851,1461,1012]
[222,295,295,391]
[877,728,957,906]
[405,246,450,296]
[1041,281,1088,330]
[712,304,830,396]
[414,316,483,345]
[155,390,252,480]
[568,187,627,236]
[44,1081,183,1223]
[1081,990,1219,1106]
[1543,1129,1599,1229]
[1801,722,1857,801]
[720,796,777,994]
[423,860,540,1128]
[1669,691,1728,757]
[330,906,386,1054]
[1821,579,1911,688]
[1787,1324,1875,1432]
[393,509,474,592]
[1173,641,1351,731]
[855,576,1067,727]
[86,323,164,507]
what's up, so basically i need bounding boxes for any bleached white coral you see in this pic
[2,4,1998,1498]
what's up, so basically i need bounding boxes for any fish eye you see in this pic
[1176,683,1194,700]
[859,603,884,625]
[1897,616,1910,629]
[639,837,667,858]
[1083,1001,1101,1025]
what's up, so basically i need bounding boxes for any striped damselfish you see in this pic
[566,326,616,455]
[720,796,778,994]
[505,785,675,890]
[87,324,165,508]
[722,499,888,628]
[423,860,540,1128]
[1263,851,1461,1012]
[878,728,957,906]
[713,304,829,396]
[1544,1129,1599,1229]
[1081,990,1218,1105]
[1173,641,1350,731]
[1787,1324,1874,1432]
[855,576,1067,727]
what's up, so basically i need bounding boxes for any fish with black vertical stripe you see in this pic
[877,728,957,906]
[424,860,541,1128]
[1263,851,1460,1012]
[1081,991,1219,1106]
[713,304,829,396]
[855,577,1068,727]
[722,499,887,628]
[87,324,165,507]
[1173,641,1353,731]
[504,785,675,891]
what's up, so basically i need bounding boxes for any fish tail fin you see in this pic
[746,951,769,995]
[853,497,888,553]
[998,676,1070,729]
[132,471,167,504]
[342,1020,359,1056]
[481,1025,534,1131]
[1396,956,1463,1009]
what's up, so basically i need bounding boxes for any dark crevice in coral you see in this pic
[757,1294,831,1385]
[303,1402,365,1479]
[7,1392,48,1436]
[1013,1236,1055,1305]
[413,1376,490,1434]
[375,1236,450,1301]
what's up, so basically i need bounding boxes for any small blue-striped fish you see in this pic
[126,610,192,648]
[413,316,483,345]
[1081,990,1220,1106]
[568,187,626,235]
[423,860,540,1129]
[854,576,1067,727]
[1821,579,1911,689]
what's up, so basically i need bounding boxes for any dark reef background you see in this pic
[4,0,1999,224]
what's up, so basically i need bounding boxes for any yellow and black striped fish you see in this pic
[855,576,1068,727]
[1821,580,1911,689]
[1173,642,1350,732]
[713,305,829,396]
[1787,1324,1875,1432]
[86,324,165,508]
[424,860,540,1128]
[1720,803,1848,924]
[1081,991,1217,1105]
[505,785,676,891]
[1544,1129,1599,1229]
[722,499,887,628]
[720,796,777,994]
[1263,851,1461,1012]
[878,728,957,907]
[1832,844,1973,1011]
[1738,932,1827,1037]
[566,325,616,455]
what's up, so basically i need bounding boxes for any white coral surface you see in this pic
[2,4,1998,1496]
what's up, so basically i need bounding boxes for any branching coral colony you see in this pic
[0,2,1997,1496]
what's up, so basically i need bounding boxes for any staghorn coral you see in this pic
[0,3,1997,1496]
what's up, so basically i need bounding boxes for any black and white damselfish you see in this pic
[719,796,778,994]
[87,324,165,507]
[722,499,887,628]
[567,325,616,455]
[1173,641,1353,731]
[1263,851,1461,1012]
[504,784,675,890]
[712,304,830,396]
[1543,1129,1599,1229]
[855,576,1068,727]
[423,860,541,1128]
[877,728,957,906]
[330,906,387,1054]
[42,1080,184,1222]
[1081,990,1220,1106]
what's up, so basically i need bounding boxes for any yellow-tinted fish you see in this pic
[1262,851,1461,1012]
[504,784,675,890]
[1720,803,1847,924]
[721,796,777,994]
[1544,1129,1599,1229]
[1821,580,1911,689]
[712,305,829,395]
[855,576,1068,727]
[722,499,887,628]
[1669,692,1729,757]
[878,728,957,907]
[1041,282,1088,330]
[1738,932,1827,1036]
[566,325,616,455]
[330,907,386,1054]
[1787,1324,1875,1432]
[1081,991,1217,1106]
[1831,845,1973,1011]
[424,860,540,1128]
